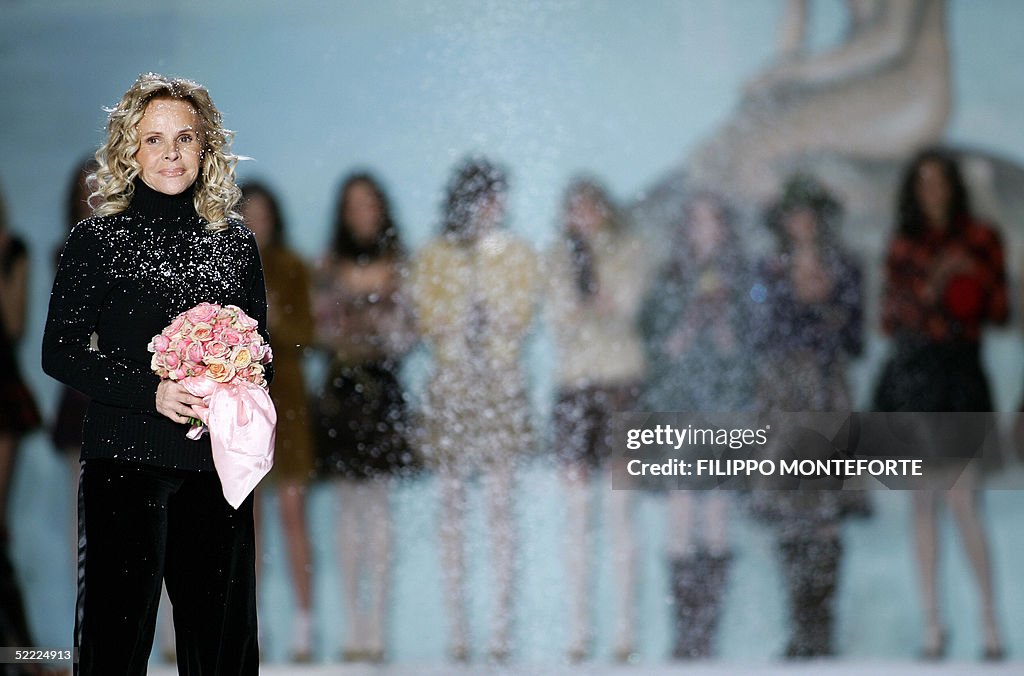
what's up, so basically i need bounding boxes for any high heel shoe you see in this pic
[919,628,946,661]
[982,644,1005,662]
[613,645,638,664]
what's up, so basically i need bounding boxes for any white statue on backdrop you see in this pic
[689,0,949,204]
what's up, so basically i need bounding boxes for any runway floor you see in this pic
[146,659,1022,675]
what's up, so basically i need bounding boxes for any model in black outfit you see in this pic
[41,74,270,676]
[0,184,44,676]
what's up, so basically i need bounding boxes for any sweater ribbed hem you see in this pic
[82,401,215,472]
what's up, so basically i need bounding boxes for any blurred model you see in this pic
[0,178,43,671]
[240,181,317,661]
[639,190,753,659]
[546,177,649,662]
[752,175,863,658]
[312,172,414,663]
[873,149,1006,661]
[411,158,538,663]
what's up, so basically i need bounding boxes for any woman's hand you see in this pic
[156,379,207,424]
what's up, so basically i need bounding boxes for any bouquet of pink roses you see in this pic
[148,302,276,508]
[149,302,272,391]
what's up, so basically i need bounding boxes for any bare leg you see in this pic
[364,479,391,660]
[485,457,516,661]
[703,493,730,556]
[563,466,591,659]
[912,489,943,656]
[666,491,696,559]
[337,479,364,657]
[439,463,468,661]
[607,468,636,660]
[946,482,1003,655]
[279,481,313,660]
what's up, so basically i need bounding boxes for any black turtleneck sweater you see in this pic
[42,180,273,471]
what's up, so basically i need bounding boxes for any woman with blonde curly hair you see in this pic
[42,73,270,674]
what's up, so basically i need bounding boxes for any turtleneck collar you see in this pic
[128,178,199,220]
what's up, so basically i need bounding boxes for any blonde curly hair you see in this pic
[91,73,241,231]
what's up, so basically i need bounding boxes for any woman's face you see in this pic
[241,193,274,249]
[915,159,952,226]
[474,192,505,235]
[567,191,606,238]
[344,181,383,242]
[783,206,819,247]
[134,98,202,196]
[688,199,725,259]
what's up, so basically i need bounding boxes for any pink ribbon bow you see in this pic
[181,377,277,509]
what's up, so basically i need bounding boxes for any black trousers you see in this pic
[74,458,258,675]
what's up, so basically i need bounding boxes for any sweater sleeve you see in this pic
[41,221,160,413]
[836,257,865,358]
[977,224,1009,326]
[878,236,923,336]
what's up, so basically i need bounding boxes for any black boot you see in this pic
[780,537,842,658]
[670,555,701,659]
[699,551,730,656]
[670,551,731,660]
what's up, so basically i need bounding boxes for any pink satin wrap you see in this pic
[181,377,277,509]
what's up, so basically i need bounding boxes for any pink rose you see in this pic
[172,366,188,381]
[150,352,168,378]
[191,364,207,378]
[215,315,233,328]
[236,311,259,330]
[149,334,170,353]
[246,344,262,363]
[238,366,266,388]
[164,352,180,370]
[206,340,230,359]
[162,314,186,337]
[205,360,236,383]
[231,347,253,369]
[220,328,243,346]
[186,303,220,325]
[185,341,205,364]
[191,323,214,342]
